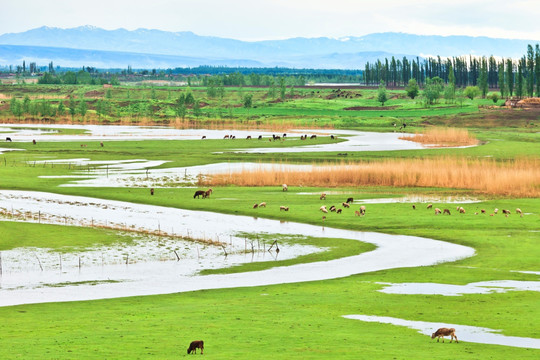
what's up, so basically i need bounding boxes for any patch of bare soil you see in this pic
[85,90,104,97]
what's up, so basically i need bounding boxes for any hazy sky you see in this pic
[2,0,539,41]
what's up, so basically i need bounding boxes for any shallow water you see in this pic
[0,190,474,307]
[343,314,540,349]
[377,280,540,296]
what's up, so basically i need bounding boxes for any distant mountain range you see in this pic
[0,26,537,69]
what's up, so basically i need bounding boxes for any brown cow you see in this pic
[203,188,213,198]
[187,340,204,354]
[193,190,206,199]
[342,202,350,208]
[346,197,354,204]
[280,206,289,211]
[443,209,451,215]
[431,328,458,343]
[359,205,366,215]
[320,193,326,200]
[434,208,442,215]
[427,204,433,209]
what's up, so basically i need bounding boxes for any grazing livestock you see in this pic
[258,135,263,140]
[187,340,204,354]
[32,139,36,145]
[310,134,317,139]
[502,209,511,215]
[330,135,335,139]
[253,203,259,209]
[150,188,154,196]
[329,205,337,212]
[279,206,289,211]
[459,207,466,214]
[6,137,12,142]
[412,205,416,210]
[224,135,229,139]
[359,206,366,215]
[434,208,442,215]
[443,209,451,215]
[246,135,252,139]
[80,144,87,147]
[494,208,499,214]
[516,208,523,217]
[100,141,104,147]
[354,210,361,216]
[346,197,353,204]
[320,206,328,213]
[193,190,206,199]
[203,188,213,198]
[431,328,458,343]
[282,184,288,192]
[427,204,433,209]
[201,135,206,139]
[342,202,350,208]
[481,209,486,214]
[320,193,326,200]
[259,202,267,208]
[336,208,342,214]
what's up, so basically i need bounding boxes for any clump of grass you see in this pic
[203,157,540,197]
[400,127,478,147]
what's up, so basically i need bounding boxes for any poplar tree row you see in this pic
[364,44,540,97]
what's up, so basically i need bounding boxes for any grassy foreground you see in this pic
[0,120,538,358]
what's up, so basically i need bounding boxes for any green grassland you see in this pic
[0,84,538,359]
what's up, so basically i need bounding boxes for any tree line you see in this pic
[364,44,540,97]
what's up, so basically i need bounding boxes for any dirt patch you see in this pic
[84,90,104,98]
[344,106,398,111]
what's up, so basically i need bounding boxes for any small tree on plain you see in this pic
[405,78,419,99]
[377,82,388,106]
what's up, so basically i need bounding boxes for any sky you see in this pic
[1,0,540,41]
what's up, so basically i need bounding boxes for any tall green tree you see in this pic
[69,97,77,120]
[243,93,253,116]
[498,60,505,98]
[477,57,489,98]
[422,76,443,106]
[506,59,514,96]
[10,98,23,119]
[78,100,87,120]
[535,45,540,96]
[526,45,535,97]
[516,57,525,98]
[377,82,388,106]
[405,78,419,99]
[279,77,286,101]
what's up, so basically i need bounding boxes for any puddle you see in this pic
[377,280,540,296]
[343,314,540,349]
[0,190,474,307]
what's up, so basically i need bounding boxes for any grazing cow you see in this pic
[320,193,326,200]
[283,133,287,138]
[193,190,206,199]
[280,206,289,211]
[359,206,366,215]
[427,204,433,209]
[282,184,288,192]
[330,135,335,139]
[354,210,361,216]
[494,208,499,214]
[459,207,465,214]
[246,135,251,140]
[201,135,206,139]
[336,208,342,214]
[502,209,511,215]
[6,137,12,142]
[434,208,442,215]
[320,206,328,213]
[310,134,317,139]
[32,139,36,145]
[203,188,213,198]
[342,202,350,208]
[150,188,154,196]
[516,208,523,217]
[253,203,259,209]
[224,135,229,139]
[258,135,263,140]
[346,197,354,204]
[443,209,451,215]
[412,205,416,210]
[80,144,87,147]
[481,209,486,214]
[329,205,336,212]
[259,202,266,208]
[187,340,204,354]
[100,141,104,147]
[431,328,458,343]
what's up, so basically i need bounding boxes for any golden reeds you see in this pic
[203,157,540,197]
[400,127,478,147]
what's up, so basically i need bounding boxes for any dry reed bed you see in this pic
[400,127,478,147]
[204,157,540,197]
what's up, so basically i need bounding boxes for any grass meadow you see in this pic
[0,84,538,358]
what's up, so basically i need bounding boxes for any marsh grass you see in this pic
[204,157,540,197]
[400,127,478,146]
